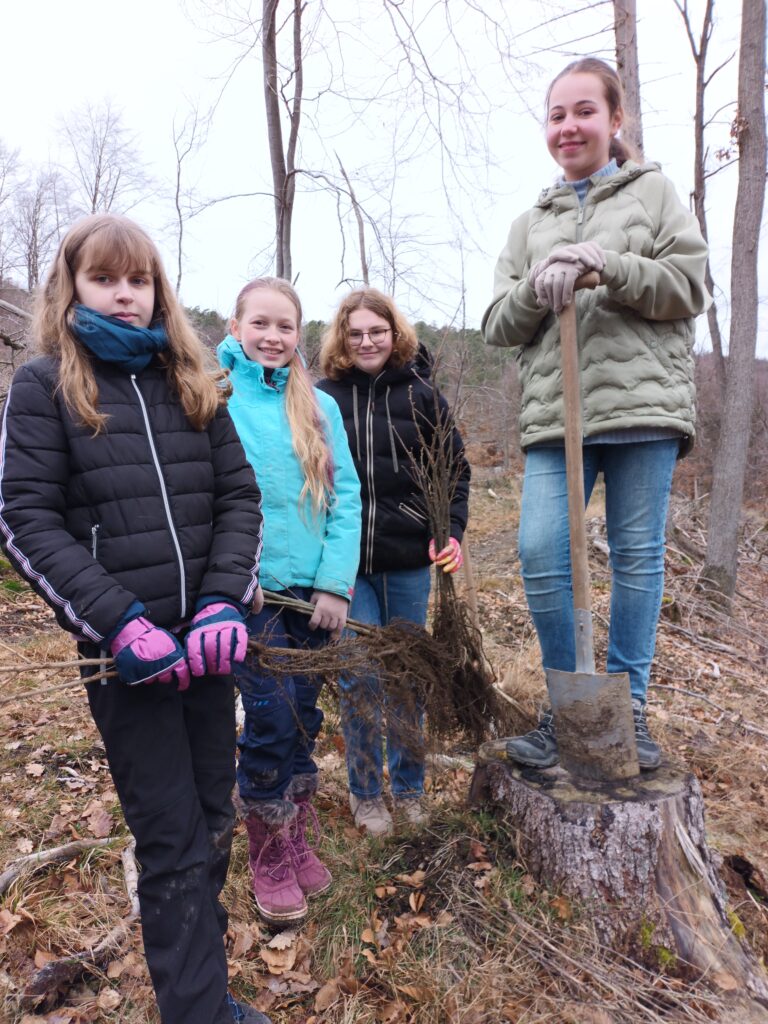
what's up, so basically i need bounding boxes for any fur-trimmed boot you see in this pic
[243,799,307,926]
[288,773,332,897]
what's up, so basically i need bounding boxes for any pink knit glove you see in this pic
[429,537,463,574]
[185,602,248,677]
[110,617,191,691]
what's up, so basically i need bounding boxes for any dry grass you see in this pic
[1,479,768,1023]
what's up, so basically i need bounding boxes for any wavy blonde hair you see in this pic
[33,213,230,433]
[232,278,333,516]
[319,287,418,381]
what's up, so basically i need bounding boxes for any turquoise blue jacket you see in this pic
[218,336,361,599]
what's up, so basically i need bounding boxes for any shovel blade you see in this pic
[545,669,639,782]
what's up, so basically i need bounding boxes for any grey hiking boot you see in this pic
[226,992,272,1023]
[503,708,559,768]
[632,698,661,770]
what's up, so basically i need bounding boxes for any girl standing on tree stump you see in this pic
[318,288,470,837]
[482,58,710,770]
[0,214,270,1024]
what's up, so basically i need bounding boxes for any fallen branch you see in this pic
[0,837,115,897]
[649,683,768,741]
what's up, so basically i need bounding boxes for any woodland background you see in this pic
[1,1,767,1022]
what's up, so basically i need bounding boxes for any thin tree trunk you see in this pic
[675,0,727,398]
[613,0,644,157]
[704,0,767,599]
[337,155,369,285]
[263,0,288,279]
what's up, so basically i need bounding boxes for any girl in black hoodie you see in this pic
[319,288,469,836]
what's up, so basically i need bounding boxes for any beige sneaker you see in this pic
[394,796,428,829]
[349,794,394,837]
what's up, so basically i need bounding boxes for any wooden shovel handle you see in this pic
[559,272,600,614]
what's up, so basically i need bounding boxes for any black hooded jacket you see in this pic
[0,355,263,643]
[318,348,469,574]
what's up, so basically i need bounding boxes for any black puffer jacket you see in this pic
[318,349,469,574]
[0,356,263,643]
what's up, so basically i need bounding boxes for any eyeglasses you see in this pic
[348,327,391,347]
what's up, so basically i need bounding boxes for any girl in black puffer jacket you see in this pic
[319,288,469,837]
[0,215,269,1024]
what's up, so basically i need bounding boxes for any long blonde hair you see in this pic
[319,287,418,381]
[33,213,230,433]
[232,278,333,516]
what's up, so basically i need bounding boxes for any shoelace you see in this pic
[530,710,556,740]
[291,801,320,864]
[254,827,295,881]
[632,703,652,741]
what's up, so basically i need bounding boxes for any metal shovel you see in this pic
[545,273,640,782]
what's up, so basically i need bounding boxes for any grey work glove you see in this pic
[533,260,582,313]
[527,241,605,293]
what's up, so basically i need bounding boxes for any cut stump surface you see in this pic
[471,757,768,1008]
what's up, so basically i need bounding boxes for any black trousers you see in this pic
[84,658,236,1024]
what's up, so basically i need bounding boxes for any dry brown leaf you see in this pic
[361,947,379,964]
[434,910,453,926]
[15,838,33,854]
[25,763,44,777]
[469,839,488,860]
[259,942,297,974]
[378,1000,407,1022]
[394,869,426,887]
[467,860,493,872]
[396,982,429,1000]
[33,948,56,968]
[374,884,397,898]
[266,928,296,950]
[314,977,340,1011]
[86,805,112,839]
[361,926,376,944]
[408,891,425,913]
[550,895,573,921]
[229,921,258,959]
[0,909,22,936]
[97,987,122,1010]
[519,873,537,896]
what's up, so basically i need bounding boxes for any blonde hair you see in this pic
[33,213,230,433]
[545,57,641,165]
[232,278,333,516]
[319,287,418,381]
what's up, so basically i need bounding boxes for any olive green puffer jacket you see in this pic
[481,161,710,455]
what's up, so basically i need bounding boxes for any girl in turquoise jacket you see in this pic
[483,58,709,773]
[218,278,361,928]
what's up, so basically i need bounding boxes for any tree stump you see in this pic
[470,757,768,1007]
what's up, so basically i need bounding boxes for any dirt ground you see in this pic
[1,473,767,1023]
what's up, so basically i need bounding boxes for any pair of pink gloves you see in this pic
[110,602,248,690]
[527,241,606,313]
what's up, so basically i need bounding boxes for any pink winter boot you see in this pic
[244,800,307,926]
[288,774,332,897]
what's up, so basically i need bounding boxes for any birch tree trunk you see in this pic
[704,0,767,600]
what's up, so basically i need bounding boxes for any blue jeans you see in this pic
[235,587,328,804]
[342,567,432,799]
[518,439,679,702]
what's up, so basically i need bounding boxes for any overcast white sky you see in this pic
[2,0,759,351]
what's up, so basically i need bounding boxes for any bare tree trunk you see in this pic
[704,0,766,600]
[613,0,644,158]
[263,0,288,279]
[337,155,369,285]
[673,0,727,398]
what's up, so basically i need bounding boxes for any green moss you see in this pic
[728,909,747,940]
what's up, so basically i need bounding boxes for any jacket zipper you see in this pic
[576,201,585,241]
[90,524,109,684]
[91,524,100,558]
[363,375,383,574]
[130,375,187,619]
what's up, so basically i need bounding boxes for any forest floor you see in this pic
[1,474,767,1024]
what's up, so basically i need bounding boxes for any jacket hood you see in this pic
[536,160,661,209]
[217,334,290,390]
